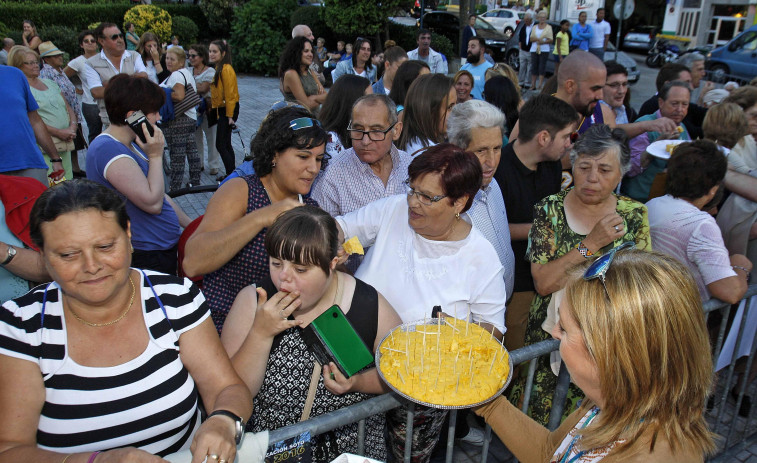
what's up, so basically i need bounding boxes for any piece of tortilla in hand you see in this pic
[343,236,364,255]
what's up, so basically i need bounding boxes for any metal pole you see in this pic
[615,0,626,61]
[420,0,425,29]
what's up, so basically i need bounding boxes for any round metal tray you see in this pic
[375,319,513,409]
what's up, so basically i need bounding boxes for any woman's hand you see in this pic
[134,123,165,160]
[251,287,303,339]
[584,213,624,252]
[262,197,304,227]
[189,415,238,463]
[322,362,359,395]
[150,47,161,63]
[95,447,167,462]
[335,222,348,266]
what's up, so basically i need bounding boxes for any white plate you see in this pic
[646,139,688,160]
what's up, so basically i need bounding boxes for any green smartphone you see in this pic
[308,305,374,378]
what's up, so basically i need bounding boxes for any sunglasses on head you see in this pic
[289,117,321,131]
[583,241,635,297]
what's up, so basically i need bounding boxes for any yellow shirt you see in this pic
[553,31,570,56]
[210,64,239,118]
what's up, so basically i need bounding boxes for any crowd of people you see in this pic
[0,7,756,463]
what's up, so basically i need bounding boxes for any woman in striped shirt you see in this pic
[0,180,252,463]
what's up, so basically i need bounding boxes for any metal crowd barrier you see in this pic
[263,285,757,463]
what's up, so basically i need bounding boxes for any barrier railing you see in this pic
[261,285,757,463]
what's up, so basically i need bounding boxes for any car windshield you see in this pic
[476,18,496,31]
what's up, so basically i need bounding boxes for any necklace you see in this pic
[67,275,136,327]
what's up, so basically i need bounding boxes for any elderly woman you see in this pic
[10,45,78,181]
[477,248,716,461]
[509,124,652,426]
[124,22,139,51]
[0,180,252,463]
[529,11,553,92]
[331,38,377,84]
[221,206,402,462]
[454,70,474,104]
[279,37,327,114]
[398,73,457,155]
[161,46,201,191]
[86,74,190,275]
[336,143,506,462]
[724,86,757,175]
[189,43,222,176]
[183,106,327,332]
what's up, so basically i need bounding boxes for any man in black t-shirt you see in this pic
[494,94,579,354]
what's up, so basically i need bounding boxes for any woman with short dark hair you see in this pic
[0,179,252,463]
[183,106,328,332]
[85,73,190,275]
[336,143,507,462]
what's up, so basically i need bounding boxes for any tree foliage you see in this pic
[230,0,297,75]
[124,5,172,43]
[199,0,234,38]
[322,0,410,37]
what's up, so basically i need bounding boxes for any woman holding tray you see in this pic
[221,206,402,463]
[335,143,507,462]
[476,248,716,462]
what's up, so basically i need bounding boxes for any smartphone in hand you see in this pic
[125,110,154,144]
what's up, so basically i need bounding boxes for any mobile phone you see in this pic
[306,305,374,378]
[125,110,154,144]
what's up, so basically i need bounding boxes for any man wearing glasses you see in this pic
[599,61,636,126]
[85,22,147,127]
[312,94,409,218]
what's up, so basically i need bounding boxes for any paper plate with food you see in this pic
[646,139,688,160]
[376,317,512,409]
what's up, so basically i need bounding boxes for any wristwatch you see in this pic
[576,242,594,258]
[1,245,16,266]
[207,409,245,446]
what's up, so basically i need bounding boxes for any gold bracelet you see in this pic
[61,454,74,463]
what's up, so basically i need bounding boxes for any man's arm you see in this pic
[509,223,532,240]
[724,170,757,203]
[0,242,49,283]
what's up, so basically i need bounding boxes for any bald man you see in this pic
[292,24,324,83]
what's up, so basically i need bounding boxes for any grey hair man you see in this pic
[447,100,515,300]
[311,94,408,217]
[517,13,533,87]
[0,38,14,66]
[676,52,714,104]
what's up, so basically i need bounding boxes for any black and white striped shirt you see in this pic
[0,270,207,456]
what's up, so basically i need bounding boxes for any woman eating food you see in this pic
[221,206,401,462]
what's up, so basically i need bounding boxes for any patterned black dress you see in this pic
[249,277,386,462]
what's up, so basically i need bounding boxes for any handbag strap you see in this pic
[300,361,322,422]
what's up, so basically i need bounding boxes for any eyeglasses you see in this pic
[83,39,96,44]
[404,179,447,206]
[605,81,629,89]
[583,241,635,297]
[347,122,396,141]
[187,53,199,58]
[108,33,124,41]
[22,60,39,66]
[289,117,321,131]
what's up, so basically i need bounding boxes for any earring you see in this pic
[271,161,276,168]
[129,243,134,253]
[455,212,460,220]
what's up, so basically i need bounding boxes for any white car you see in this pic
[479,8,521,36]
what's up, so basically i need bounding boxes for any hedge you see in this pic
[0,3,210,41]
[231,0,297,75]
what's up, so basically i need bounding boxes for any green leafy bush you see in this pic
[200,0,234,38]
[386,22,419,53]
[38,24,79,58]
[0,22,9,37]
[124,5,172,43]
[430,33,454,61]
[172,16,198,45]
[231,0,297,75]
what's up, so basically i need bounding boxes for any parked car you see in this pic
[421,11,510,60]
[706,24,757,84]
[389,9,418,26]
[622,25,658,52]
[503,21,640,83]
[479,8,521,36]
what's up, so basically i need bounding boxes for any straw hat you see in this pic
[38,41,64,58]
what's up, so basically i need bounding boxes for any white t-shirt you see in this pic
[590,20,611,48]
[161,68,197,120]
[336,194,507,332]
[646,194,737,301]
[66,55,95,105]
